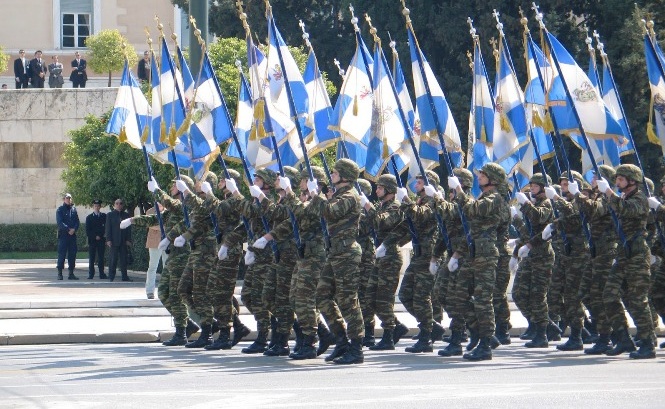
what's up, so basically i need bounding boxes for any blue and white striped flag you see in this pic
[303,49,337,153]
[106,60,151,150]
[225,71,259,179]
[644,34,665,157]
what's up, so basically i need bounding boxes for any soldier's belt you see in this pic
[329,237,356,252]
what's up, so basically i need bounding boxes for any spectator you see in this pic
[137,51,151,82]
[105,198,132,282]
[85,199,107,279]
[1,84,7,90]
[13,49,29,89]
[56,193,80,280]
[48,55,64,88]
[144,205,168,299]
[70,51,87,88]
[28,50,47,88]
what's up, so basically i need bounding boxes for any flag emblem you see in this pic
[572,81,598,102]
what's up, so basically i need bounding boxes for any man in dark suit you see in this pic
[13,49,29,88]
[137,51,151,82]
[70,51,87,88]
[105,198,132,282]
[28,50,47,88]
[86,199,107,279]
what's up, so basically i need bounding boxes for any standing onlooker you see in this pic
[56,193,80,280]
[1,84,7,90]
[29,50,47,88]
[48,55,64,88]
[105,198,132,282]
[70,52,87,88]
[144,205,168,299]
[13,49,29,88]
[137,51,151,82]
[85,199,107,279]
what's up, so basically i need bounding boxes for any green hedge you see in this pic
[0,223,151,272]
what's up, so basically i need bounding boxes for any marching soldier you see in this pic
[357,178,377,347]
[493,179,513,345]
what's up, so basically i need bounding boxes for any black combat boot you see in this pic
[405,329,433,353]
[393,321,409,345]
[556,326,584,351]
[205,327,232,350]
[333,338,364,365]
[211,319,220,336]
[519,320,535,340]
[466,327,479,351]
[363,324,376,347]
[316,322,336,356]
[232,315,250,346]
[241,325,268,354]
[660,340,665,349]
[57,269,63,280]
[369,329,395,351]
[444,331,468,343]
[463,336,493,361]
[185,319,200,339]
[629,337,656,359]
[438,330,464,357]
[67,269,79,280]
[525,323,549,348]
[584,333,611,355]
[495,322,511,345]
[546,320,562,342]
[292,320,303,355]
[291,334,318,360]
[605,328,636,356]
[583,316,599,344]
[325,333,350,362]
[185,324,213,348]
[267,316,278,349]
[162,326,188,346]
[263,332,290,356]
[431,322,445,343]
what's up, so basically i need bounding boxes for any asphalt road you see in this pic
[1,340,664,408]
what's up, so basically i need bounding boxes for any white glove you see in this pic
[429,261,439,275]
[359,193,369,207]
[568,181,579,196]
[375,244,387,258]
[447,176,461,191]
[244,250,256,265]
[175,179,190,193]
[510,205,522,220]
[225,178,238,194]
[307,178,318,195]
[158,237,170,251]
[597,178,610,194]
[541,223,553,240]
[119,218,132,229]
[173,235,186,247]
[447,257,459,272]
[278,176,291,191]
[544,186,557,200]
[147,176,159,192]
[648,197,661,210]
[396,187,408,203]
[424,184,437,197]
[518,244,530,258]
[434,190,444,201]
[650,254,657,266]
[217,244,228,260]
[200,181,212,194]
[509,256,519,273]
[249,185,263,198]
[515,192,528,205]
[253,236,268,249]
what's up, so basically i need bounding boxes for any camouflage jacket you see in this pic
[434,193,467,255]
[573,190,617,245]
[400,193,438,243]
[455,188,503,250]
[366,198,404,250]
[519,194,553,248]
[260,193,299,256]
[607,188,649,242]
[177,193,215,244]
[310,184,361,243]
[199,192,246,247]
[551,193,584,238]
[270,191,325,246]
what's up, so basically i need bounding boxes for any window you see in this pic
[62,13,90,48]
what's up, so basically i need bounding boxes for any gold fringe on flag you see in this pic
[544,112,554,134]
[176,112,192,138]
[382,139,390,159]
[250,99,267,140]
[118,126,128,144]
[647,122,660,145]
[168,124,177,148]
[500,112,511,132]
[353,94,358,116]
[159,121,167,144]
[140,125,149,144]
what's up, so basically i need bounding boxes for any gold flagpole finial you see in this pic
[299,19,312,50]
[489,37,499,61]
[236,0,251,34]
[155,15,164,38]
[518,6,529,33]
[593,30,606,58]
[492,9,505,38]
[466,50,473,71]
[264,0,272,18]
[365,14,380,44]
[584,25,594,54]
[400,0,411,26]
[532,3,545,30]
[388,32,398,58]
[349,4,360,33]
[467,17,478,42]
[333,58,345,78]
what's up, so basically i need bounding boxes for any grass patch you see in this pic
[0,252,57,260]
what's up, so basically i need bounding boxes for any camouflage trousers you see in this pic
[435,256,466,332]
[493,253,512,329]
[603,243,655,341]
[558,241,591,329]
[263,247,297,334]
[398,253,435,332]
[457,247,498,338]
[442,255,471,333]
[512,245,554,325]
[291,240,326,337]
[207,244,242,329]
[547,253,565,323]
[364,247,403,330]
[357,254,376,327]
[650,256,665,325]
[585,244,616,334]
[241,250,273,339]
[316,240,364,339]
[178,238,216,326]
[158,250,189,327]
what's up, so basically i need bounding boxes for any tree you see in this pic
[0,45,9,73]
[85,29,138,87]
[62,112,175,215]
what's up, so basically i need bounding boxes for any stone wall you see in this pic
[0,88,118,224]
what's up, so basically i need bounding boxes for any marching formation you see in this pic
[104,0,665,365]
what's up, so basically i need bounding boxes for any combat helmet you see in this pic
[416,170,440,187]
[301,165,327,184]
[255,168,278,188]
[334,158,360,182]
[224,168,243,187]
[597,164,616,182]
[282,166,301,189]
[615,164,643,183]
[173,175,195,192]
[529,173,552,186]
[480,162,507,186]
[645,177,654,194]
[200,171,218,190]
[357,178,372,196]
[453,168,474,188]
[376,174,398,194]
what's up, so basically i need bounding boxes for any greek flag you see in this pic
[644,35,665,158]
[106,60,151,150]
[303,49,336,153]
[225,71,259,179]
[176,45,194,106]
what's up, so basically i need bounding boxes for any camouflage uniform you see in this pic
[356,179,376,340]
[493,182,513,342]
